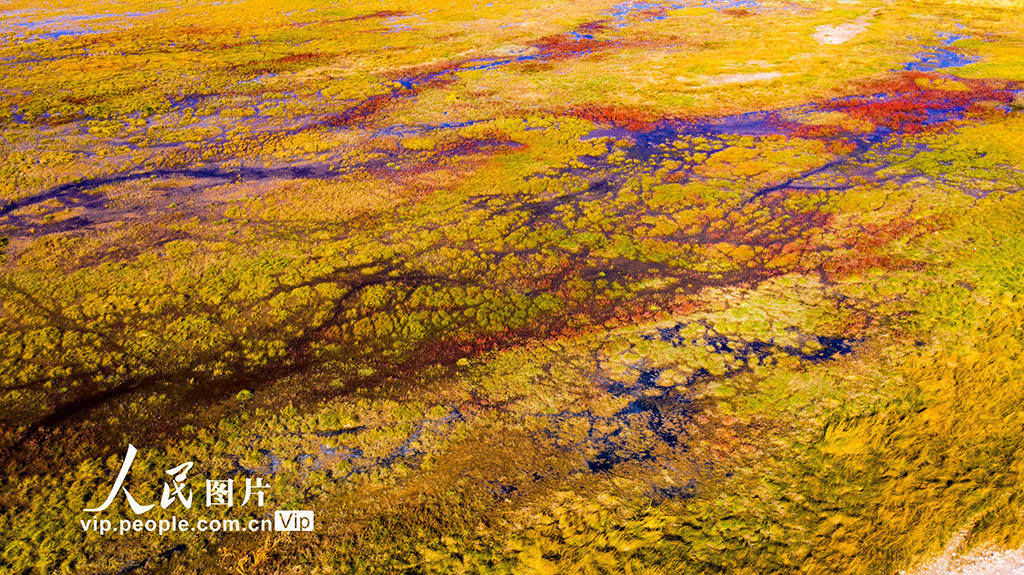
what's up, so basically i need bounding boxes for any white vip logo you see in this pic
[274,510,314,532]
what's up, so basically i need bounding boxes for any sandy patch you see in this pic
[942,0,1023,6]
[813,10,879,45]
[905,529,1024,575]
[492,44,540,57]
[813,20,868,44]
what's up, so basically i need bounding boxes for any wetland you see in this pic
[1,0,1024,573]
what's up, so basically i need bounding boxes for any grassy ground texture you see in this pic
[2,0,1024,573]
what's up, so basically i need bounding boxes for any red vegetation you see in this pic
[667,293,702,316]
[567,103,658,131]
[324,95,394,127]
[638,7,669,19]
[824,215,939,277]
[578,20,610,35]
[534,31,616,61]
[827,252,927,276]
[823,73,1013,134]
[323,65,454,127]
[337,10,406,23]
